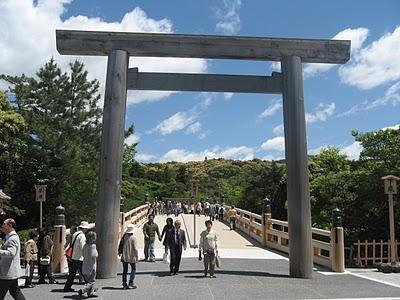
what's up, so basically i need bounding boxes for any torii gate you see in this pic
[56,30,350,279]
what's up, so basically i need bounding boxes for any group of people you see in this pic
[0,204,238,299]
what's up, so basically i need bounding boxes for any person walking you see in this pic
[118,224,139,289]
[0,218,25,300]
[218,206,225,222]
[143,214,161,262]
[161,218,174,254]
[199,220,218,278]
[37,226,58,284]
[24,230,39,288]
[167,220,187,275]
[64,226,83,284]
[63,221,89,292]
[78,231,98,299]
[227,206,237,230]
[209,204,216,222]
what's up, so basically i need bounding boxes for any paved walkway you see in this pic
[7,213,400,299]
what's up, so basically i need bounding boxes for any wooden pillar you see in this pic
[331,227,345,272]
[52,225,67,273]
[96,50,128,279]
[281,56,313,278]
[388,193,396,263]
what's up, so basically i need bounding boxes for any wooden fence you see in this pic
[353,239,400,266]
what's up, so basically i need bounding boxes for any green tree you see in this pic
[2,59,102,226]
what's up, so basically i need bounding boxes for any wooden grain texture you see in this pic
[56,30,350,63]
[127,69,283,93]
[282,55,313,279]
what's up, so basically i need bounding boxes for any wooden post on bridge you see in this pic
[282,56,313,278]
[95,50,129,279]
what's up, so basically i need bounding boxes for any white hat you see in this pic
[125,224,137,234]
[78,221,90,229]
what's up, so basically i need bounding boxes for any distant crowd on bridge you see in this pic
[0,202,239,299]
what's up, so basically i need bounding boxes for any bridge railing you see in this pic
[119,203,149,236]
[227,207,344,272]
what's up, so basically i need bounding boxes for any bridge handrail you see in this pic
[226,205,344,272]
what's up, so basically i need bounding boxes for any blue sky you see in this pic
[1,0,399,162]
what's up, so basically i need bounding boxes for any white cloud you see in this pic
[308,146,327,156]
[152,112,197,135]
[125,133,140,145]
[186,122,202,134]
[306,103,335,124]
[149,93,212,136]
[258,99,282,120]
[159,145,254,162]
[340,141,362,160]
[303,27,369,78]
[339,26,400,90]
[382,124,400,131]
[215,0,241,35]
[260,136,285,152]
[272,124,284,135]
[224,92,234,100]
[0,1,207,105]
[339,82,400,116]
[136,153,156,162]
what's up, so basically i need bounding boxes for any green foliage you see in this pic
[1,59,102,227]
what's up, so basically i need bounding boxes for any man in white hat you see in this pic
[63,221,89,292]
[118,224,138,289]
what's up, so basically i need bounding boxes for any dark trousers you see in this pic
[169,246,182,274]
[67,259,83,283]
[122,261,136,285]
[64,259,83,290]
[24,260,35,286]
[230,217,236,230]
[38,263,54,282]
[0,279,26,300]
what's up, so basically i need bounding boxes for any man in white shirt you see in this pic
[0,218,25,299]
[63,221,89,292]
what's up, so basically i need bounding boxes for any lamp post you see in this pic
[145,193,149,203]
[262,196,271,247]
[263,196,271,215]
[382,175,399,264]
[120,196,124,212]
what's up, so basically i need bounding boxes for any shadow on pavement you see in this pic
[102,287,126,290]
[135,269,290,278]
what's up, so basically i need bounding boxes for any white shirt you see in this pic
[71,230,86,261]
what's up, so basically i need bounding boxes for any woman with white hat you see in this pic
[63,221,89,293]
[118,224,138,289]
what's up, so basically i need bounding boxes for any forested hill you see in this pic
[121,158,287,220]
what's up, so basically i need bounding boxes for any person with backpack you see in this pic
[63,221,89,292]
[118,224,138,289]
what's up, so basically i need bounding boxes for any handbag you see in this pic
[25,263,30,277]
[215,255,221,268]
[65,232,81,259]
[162,252,170,264]
[39,256,51,265]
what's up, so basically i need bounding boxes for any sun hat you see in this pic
[125,224,137,234]
[78,221,90,229]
